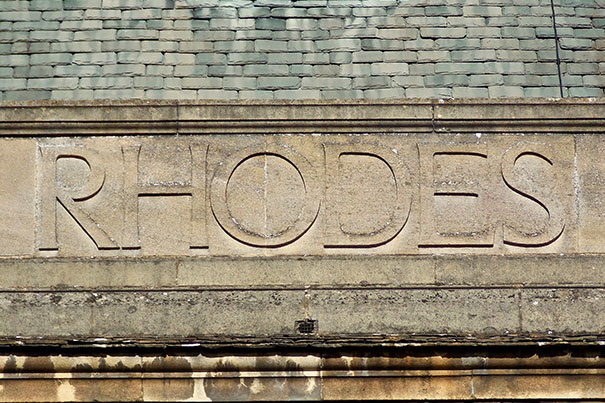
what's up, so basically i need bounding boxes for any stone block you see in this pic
[258,76,301,89]
[181,77,222,88]
[435,38,481,50]
[197,89,238,99]
[239,90,274,99]
[27,77,78,89]
[574,51,605,62]
[486,16,518,26]
[420,27,466,38]
[0,78,26,90]
[29,30,73,42]
[144,65,175,78]
[392,75,424,87]
[80,77,133,89]
[31,53,73,65]
[94,88,145,99]
[502,27,535,39]
[0,55,28,66]
[256,18,287,30]
[255,39,288,52]
[13,66,53,78]
[309,289,519,335]
[469,74,504,86]
[116,29,159,40]
[2,11,42,21]
[370,62,409,75]
[496,50,537,61]
[524,87,563,97]
[520,289,605,334]
[207,65,241,76]
[407,87,452,97]
[417,50,450,62]
[302,77,350,89]
[425,74,470,87]
[195,53,228,65]
[481,38,519,48]
[239,6,270,18]
[227,52,268,64]
[274,89,321,98]
[51,41,103,53]
[351,50,384,62]
[376,28,417,39]
[72,52,116,65]
[321,89,365,98]
[318,18,343,30]
[3,90,51,100]
[463,5,502,16]
[51,89,95,100]
[339,63,371,77]
[102,40,141,52]
[134,76,164,89]
[467,27,501,38]
[223,76,257,90]
[290,64,313,76]
[366,16,406,27]
[447,16,485,26]
[452,87,489,98]
[316,39,361,51]
[179,41,213,52]
[361,39,404,50]
[74,29,117,41]
[570,87,603,97]
[406,16,448,26]
[352,76,390,89]
[363,87,406,98]
[54,65,102,77]
[243,64,289,76]
[164,53,196,65]
[213,40,253,53]
[102,64,146,76]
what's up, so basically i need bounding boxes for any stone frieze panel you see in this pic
[0,133,581,257]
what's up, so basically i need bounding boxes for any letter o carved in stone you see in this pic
[210,144,320,247]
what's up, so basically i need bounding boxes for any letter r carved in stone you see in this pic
[38,145,117,251]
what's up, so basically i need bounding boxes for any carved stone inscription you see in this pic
[28,135,574,256]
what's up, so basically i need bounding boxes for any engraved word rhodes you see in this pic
[34,135,574,256]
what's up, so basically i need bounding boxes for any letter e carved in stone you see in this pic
[419,143,495,247]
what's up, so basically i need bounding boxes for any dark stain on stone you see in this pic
[143,356,193,372]
[22,356,54,372]
[49,294,62,304]
[204,360,251,401]
[147,378,195,400]
[73,363,94,372]
[3,355,17,373]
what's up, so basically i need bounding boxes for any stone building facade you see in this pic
[0,0,605,401]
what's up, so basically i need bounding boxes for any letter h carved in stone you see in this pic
[121,144,208,250]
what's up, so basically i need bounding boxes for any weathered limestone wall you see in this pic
[1,99,605,400]
[0,0,604,100]
[0,99,604,341]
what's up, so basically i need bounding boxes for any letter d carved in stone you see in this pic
[323,143,412,247]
